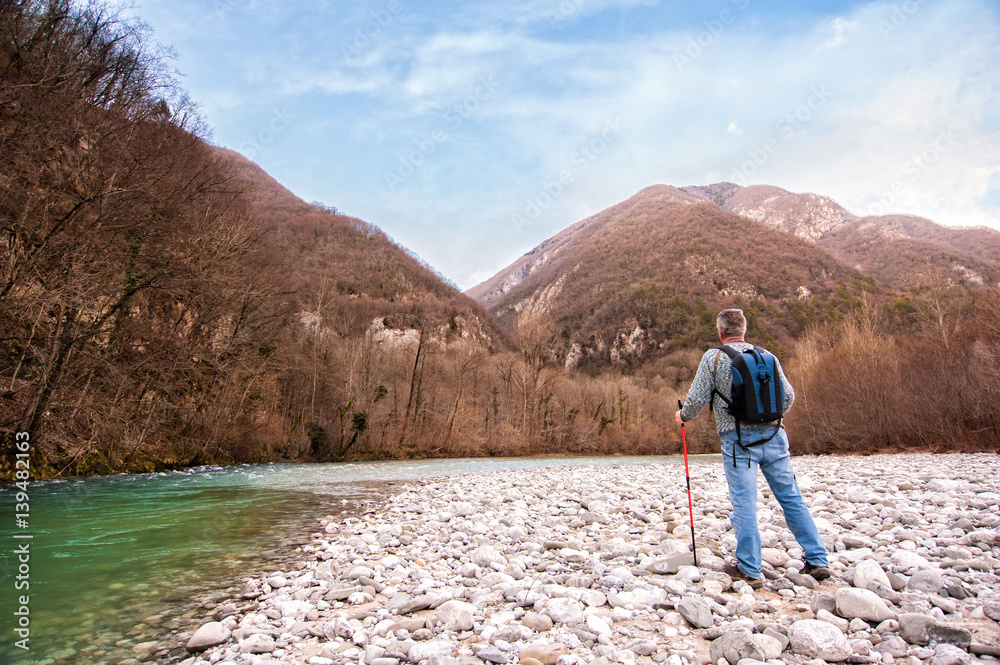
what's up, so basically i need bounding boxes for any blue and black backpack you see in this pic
[711,345,784,465]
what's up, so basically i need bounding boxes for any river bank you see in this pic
[173,453,1000,665]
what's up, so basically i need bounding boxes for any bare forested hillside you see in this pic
[3,1,997,478]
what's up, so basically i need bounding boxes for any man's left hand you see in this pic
[674,410,684,425]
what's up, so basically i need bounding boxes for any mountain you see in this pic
[698,184,1000,290]
[8,0,995,477]
[674,183,998,290]
[816,215,1000,290]
[467,185,855,367]
[467,183,1000,369]
[219,147,506,348]
[466,183,860,309]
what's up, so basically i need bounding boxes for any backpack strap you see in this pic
[709,345,739,414]
[710,345,742,466]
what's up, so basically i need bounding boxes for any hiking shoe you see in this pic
[802,561,832,581]
[724,559,764,590]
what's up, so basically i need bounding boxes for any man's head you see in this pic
[717,308,747,340]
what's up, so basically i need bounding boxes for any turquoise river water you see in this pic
[0,455,688,664]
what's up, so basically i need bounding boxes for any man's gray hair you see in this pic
[717,308,747,339]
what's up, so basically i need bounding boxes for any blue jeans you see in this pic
[721,427,828,579]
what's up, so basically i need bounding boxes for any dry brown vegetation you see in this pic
[485,189,873,365]
[2,1,996,479]
[787,288,1000,454]
[0,0,291,474]
[818,216,1000,291]
[0,1,696,477]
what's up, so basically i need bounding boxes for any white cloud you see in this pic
[137,0,1000,284]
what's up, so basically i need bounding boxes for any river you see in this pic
[0,455,690,664]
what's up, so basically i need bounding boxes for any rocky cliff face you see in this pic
[717,185,856,242]
[465,182,1000,370]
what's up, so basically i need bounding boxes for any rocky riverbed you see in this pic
[172,453,1000,665]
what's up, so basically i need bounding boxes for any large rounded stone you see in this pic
[542,597,584,625]
[628,639,658,656]
[787,619,852,662]
[810,592,837,615]
[898,613,972,647]
[646,553,693,575]
[891,550,932,570]
[435,600,476,632]
[835,587,896,622]
[961,530,1000,547]
[907,569,946,594]
[676,596,714,629]
[240,633,275,654]
[853,559,892,591]
[761,548,789,567]
[930,644,971,665]
[876,635,909,658]
[186,622,231,653]
[586,614,613,637]
[522,612,553,632]
[899,613,936,645]
[752,633,784,660]
[983,594,1000,621]
[708,627,765,665]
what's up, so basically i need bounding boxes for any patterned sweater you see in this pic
[680,342,795,435]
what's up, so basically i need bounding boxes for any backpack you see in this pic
[711,345,784,465]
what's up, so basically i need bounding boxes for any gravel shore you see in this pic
[174,453,1000,665]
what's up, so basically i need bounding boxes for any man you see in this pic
[674,308,830,589]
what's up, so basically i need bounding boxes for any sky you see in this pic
[123,0,1000,290]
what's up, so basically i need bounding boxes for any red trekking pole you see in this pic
[678,400,698,568]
